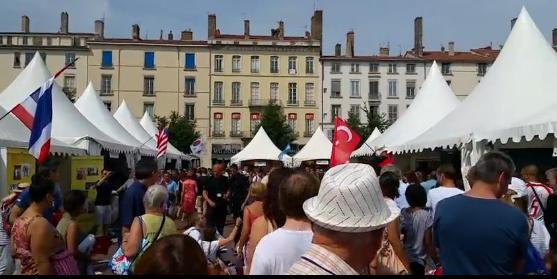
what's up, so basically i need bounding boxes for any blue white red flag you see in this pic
[11,78,54,163]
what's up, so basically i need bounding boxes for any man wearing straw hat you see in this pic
[288,163,399,275]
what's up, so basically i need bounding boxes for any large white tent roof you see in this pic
[139,111,195,161]
[0,108,86,156]
[351,128,382,157]
[401,7,557,152]
[113,101,158,152]
[230,127,287,164]
[0,53,134,155]
[354,62,459,155]
[75,82,155,156]
[293,126,332,162]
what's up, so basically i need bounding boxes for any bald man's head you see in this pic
[521,165,539,183]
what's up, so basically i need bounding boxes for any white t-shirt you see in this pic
[426,186,464,217]
[395,181,410,209]
[250,228,313,275]
[526,182,554,221]
[184,227,223,263]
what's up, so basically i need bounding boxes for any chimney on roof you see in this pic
[305,31,310,38]
[311,10,323,42]
[244,20,250,39]
[159,30,163,40]
[553,28,557,48]
[94,20,104,38]
[346,31,354,57]
[448,41,455,56]
[208,14,216,39]
[335,43,341,56]
[168,30,173,40]
[414,17,423,56]
[511,17,517,30]
[278,21,284,39]
[60,12,69,34]
[132,24,140,40]
[181,30,192,41]
[21,15,30,33]
[379,47,389,56]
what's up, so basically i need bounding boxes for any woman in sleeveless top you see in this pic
[243,168,292,274]
[11,175,79,275]
[235,182,266,267]
[122,185,177,260]
[180,170,198,223]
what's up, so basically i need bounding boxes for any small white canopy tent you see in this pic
[353,62,460,156]
[139,111,196,168]
[0,53,135,156]
[400,7,557,153]
[75,82,156,158]
[351,128,382,157]
[230,127,288,165]
[293,126,332,163]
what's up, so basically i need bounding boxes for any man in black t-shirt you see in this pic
[94,169,116,236]
[228,164,249,219]
[196,167,209,214]
[203,164,229,235]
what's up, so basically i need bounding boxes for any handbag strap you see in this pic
[529,185,547,214]
[153,215,166,242]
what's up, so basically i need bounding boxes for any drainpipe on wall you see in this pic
[117,48,121,108]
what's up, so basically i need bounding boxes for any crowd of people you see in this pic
[0,151,556,275]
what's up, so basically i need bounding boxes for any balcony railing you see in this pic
[230,130,245,137]
[249,99,282,107]
[304,100,316,106]
[230,99,243,106]
[212,130,225,137]
[368,92,381,102]
[287,100,299,106]
[212,99,225,105]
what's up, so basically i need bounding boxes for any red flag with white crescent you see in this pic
[330,117,361,167]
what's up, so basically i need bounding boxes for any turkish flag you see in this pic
[330,117,361,167]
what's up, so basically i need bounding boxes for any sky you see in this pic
[1,0,556,55]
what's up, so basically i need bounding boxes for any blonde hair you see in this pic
[250,182,267,201]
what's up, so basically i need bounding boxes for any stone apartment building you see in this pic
[207,11,323,164]
[321,17,501,139]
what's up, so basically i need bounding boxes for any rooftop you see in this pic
[406,46,499,63]
[321,55,421,62]
[88,38,208,46]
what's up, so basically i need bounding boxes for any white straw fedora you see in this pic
[303,163,399,233]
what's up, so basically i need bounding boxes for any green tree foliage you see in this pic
[346,104,391,148]
[155,111,199,153]
[256,104,297,149]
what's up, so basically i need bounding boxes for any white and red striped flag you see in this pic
[155,128,169,158]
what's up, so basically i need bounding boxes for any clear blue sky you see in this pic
[1,0,555,55]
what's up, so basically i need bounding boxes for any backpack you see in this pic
[0,198,16,235]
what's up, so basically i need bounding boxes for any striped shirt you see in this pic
[0,218,9,246]
[288,244,359,275]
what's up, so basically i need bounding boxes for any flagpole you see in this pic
[0,57,80,123]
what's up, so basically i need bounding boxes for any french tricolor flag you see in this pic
[11,78,54,163]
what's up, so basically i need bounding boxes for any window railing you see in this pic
[100,89,113,96]
[304,100,316,106]
[230,99,243,106]
[287,99,299,106]
[230,130,245,137]
[248,99,282,107]
[304,130,314,137]
[369,92,380,101]
[331,93,342,99]
[212,99,225,105]
[212,130,225,137]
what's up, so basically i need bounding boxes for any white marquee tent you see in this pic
[353,62,460,156]
[400,7,557,154]
[351,128,382,157]
[113,101,159,153]
[0,53,135,156]
[230,127,288,164]
[75,82,156,158]
[293,126,332,163]
[139,111,195,163]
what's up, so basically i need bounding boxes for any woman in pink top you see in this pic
[180,169,198,223]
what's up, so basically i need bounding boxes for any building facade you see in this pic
[321,17,498,139]
[207,12,323,164]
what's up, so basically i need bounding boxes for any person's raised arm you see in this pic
[218,218,241,248]
[30,218,56,275]
[386,218,411,272]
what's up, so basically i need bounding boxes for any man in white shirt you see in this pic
[521,165,554,221]
[427,164,464,217]
[250,170,320,275]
